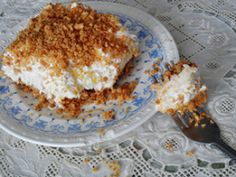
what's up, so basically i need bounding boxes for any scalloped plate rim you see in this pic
[0,1,179,147]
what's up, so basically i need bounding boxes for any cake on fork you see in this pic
[152,60,208,115]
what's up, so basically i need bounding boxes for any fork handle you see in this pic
[214,138,236,159]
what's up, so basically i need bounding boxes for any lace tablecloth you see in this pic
[1,0,236,176]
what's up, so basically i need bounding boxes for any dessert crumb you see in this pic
[186,149,196,157]
[103,110,115,121]
[92,166,99,173]
[145,62,160,77]
[166,141,174,151]
[106,160,121,177]
[98,128,105,136]
[156,99,161,104]
[0,70,5,77]
[83,158,90,164]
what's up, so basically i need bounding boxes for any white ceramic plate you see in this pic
[0,2,179,147]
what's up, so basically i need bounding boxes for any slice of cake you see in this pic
[152,60,208,115]
[2,3,139,110]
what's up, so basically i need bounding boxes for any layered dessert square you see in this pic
[2,3,139,115]
[152,60,208,115]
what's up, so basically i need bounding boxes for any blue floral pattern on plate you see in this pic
[0,2,179,146]
[0,14,162,134]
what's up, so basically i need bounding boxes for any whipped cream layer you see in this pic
[2,60,78,105]
[155,64,207,113]
[2,44,135,107]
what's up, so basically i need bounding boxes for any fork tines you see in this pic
[174,107,215,129]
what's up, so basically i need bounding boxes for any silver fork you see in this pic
[173,107,236,159]
[155,62,236,159]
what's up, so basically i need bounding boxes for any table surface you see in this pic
[1,0,236,176]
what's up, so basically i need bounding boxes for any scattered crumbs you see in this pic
[106,160,121,177]
[144,70,149,74]
[56,108,63,114]
[98,127,105,136]
[166,142,174,151]
[144,62,160,77]
[200,112,207,118]
[166,108,175,116]
[178,94,184,104]
[150,83,161,90]
[83,158,90,164]
[156,58,161,64]
[103,110,115,121]
[156,98,161,104]
[96,148,102,154]
[193,113,200,126]
[125,107,130,113]
[0,70,5,77]
[186,149,196,157]
[92,166,99,173]
[189,117,194,125]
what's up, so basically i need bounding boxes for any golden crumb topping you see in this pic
[103,110,115,121]
[6,3,138,75]
[162,59,197,81]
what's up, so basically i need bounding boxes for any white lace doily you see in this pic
[1,0,236,176]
